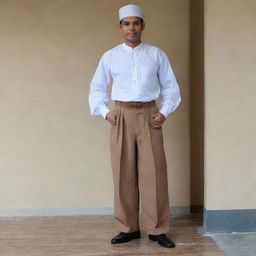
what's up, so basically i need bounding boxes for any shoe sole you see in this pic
[149,236,175,248]
[111,234,141,244]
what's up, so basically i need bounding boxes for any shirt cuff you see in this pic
[99,105,110,119]
[159,107,169,119]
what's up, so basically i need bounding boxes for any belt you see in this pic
[115,100,155,108]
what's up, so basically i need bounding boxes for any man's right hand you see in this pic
[106,111,117,125]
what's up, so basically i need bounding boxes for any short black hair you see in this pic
[120,18,144,25]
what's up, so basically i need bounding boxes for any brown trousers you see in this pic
[110,101,170,235]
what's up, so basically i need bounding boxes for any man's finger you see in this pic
[112,114,117,125]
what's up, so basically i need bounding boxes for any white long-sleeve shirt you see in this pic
[88,42,181,119]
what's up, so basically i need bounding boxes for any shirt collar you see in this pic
[122,42,143,53]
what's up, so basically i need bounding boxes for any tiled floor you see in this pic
[211,233,256,256]
[0,213,225,256]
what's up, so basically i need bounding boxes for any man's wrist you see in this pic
[159,110,167,119]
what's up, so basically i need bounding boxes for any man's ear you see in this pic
[119,19,123,28]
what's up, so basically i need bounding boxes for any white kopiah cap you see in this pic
[119,4,144,21]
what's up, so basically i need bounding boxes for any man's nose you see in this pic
[128,24,135,30]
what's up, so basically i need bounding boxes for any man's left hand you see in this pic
[152,112,166,128]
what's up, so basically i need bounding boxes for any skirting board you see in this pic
[0,206,190,217]
[203,208,256,233]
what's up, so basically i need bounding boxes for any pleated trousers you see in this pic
[110,101,170,235]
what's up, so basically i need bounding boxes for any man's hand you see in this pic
[152,112,166,128]
[106,111,117,125]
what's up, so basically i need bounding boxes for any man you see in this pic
[88,4,181,249]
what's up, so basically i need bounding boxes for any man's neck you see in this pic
[124,40,142,48]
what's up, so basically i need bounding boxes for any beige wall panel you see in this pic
[0,0,190,211]
[204,0,256,210]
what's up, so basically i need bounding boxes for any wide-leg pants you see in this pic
[110,102,170,235]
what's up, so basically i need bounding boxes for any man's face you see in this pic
[119,16,145,44]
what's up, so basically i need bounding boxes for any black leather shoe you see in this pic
[111,231,141,244]
[148,234,175,248]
